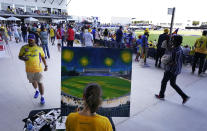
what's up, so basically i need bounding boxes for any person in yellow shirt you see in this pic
[65,83,113,131]
[19,34,48,104]
[50,27,55,45]
[0,26,8,44]
[192,30,207,75]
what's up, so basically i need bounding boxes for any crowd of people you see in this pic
[1,21,207,131]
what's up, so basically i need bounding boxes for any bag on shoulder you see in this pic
[161,40,167,49]
[161,54,171,65]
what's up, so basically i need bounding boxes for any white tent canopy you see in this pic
[7,17,20,21]
[24,17,39,23]
[0,17,7,21]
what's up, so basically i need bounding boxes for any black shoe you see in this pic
[198,73,205,77]
[158,65,161,68]
[155,94,164,100]
[182,96,190,104]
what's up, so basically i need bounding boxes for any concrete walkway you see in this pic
[0,41,206,131]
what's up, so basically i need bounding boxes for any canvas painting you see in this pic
[61,47,132,117]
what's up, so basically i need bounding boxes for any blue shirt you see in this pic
[40,31,48,45]
[125,34,133,44]
[141,35,149,47]
[136,39,142,46]
[92,29,96,38]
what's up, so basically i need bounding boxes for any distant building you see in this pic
[111,17,131,25]
[0,0,69,22]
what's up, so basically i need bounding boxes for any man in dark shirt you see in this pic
[21,24,28,43]
[155,28,169,67]
[141,29,149,64]
[155,35,190,104]
[116,26,123,48]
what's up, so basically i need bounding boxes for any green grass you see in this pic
[62,76,131,99]
[135,30,201,47]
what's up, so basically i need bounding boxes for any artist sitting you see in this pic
[65,83,113,131]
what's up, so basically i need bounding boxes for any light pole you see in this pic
[169,7,175,38]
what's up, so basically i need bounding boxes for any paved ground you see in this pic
[0,40,207,131]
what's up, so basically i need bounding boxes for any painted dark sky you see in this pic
[61,47,132,72]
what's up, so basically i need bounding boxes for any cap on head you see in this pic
[144,28,149,33]
[28,34,35,40]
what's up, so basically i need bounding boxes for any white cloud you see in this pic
[67,0,207,22]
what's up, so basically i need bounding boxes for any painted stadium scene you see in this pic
[61,47,132,117]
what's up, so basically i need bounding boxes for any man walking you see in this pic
[192,30,207,76]
[141,29,150,64]
[155,28,169,68]
[155,35,190,104]
[83,28,94,47]
[49,26,55,45]
[40,26,50,59]
[116,26,123,48]
[66,25,75,47]
[21,23,28,43]
[19,34,48,104]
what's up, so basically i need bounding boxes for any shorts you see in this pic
[8,31,12,36]
[57,39,61,43]
[26,72,43,83]
[14,32,19,38]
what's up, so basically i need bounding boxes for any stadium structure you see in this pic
[0,0,70,22]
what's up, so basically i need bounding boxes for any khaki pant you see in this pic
[26,72,43,83]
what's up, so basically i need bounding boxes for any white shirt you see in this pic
[83,32,93,47]
[13,25,18,33]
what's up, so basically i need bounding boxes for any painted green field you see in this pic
[62,76,131,99]
[135,30,201,47]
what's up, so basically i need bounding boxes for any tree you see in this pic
[192,21,200,26]
[61,66,68,76]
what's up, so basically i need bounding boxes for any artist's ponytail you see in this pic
[84,83,102,114]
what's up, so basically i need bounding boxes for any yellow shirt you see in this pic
[50,28,55,37]
[65,112,113,131]
[19,45,45,73]
[194,36,207,54]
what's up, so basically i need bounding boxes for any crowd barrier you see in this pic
[61,102,130,117]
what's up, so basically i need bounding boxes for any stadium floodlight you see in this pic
[66,0,72,6]
[51,0,55,4]
[59,0,64,5]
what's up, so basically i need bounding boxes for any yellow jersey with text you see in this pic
[65,112,113,131]
[194,36,207,54]
[19,45,45,73]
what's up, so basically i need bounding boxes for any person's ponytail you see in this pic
[84,83,102,114]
